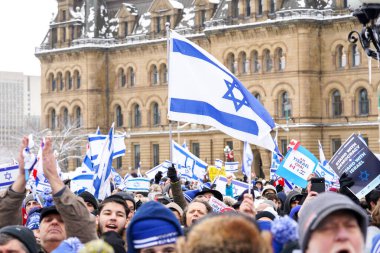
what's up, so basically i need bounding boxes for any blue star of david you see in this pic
[359,171,369,181]
[222,79,249,112]
[4,172,12,181]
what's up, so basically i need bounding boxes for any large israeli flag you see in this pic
[168,30,276,152]
[0,163,19,191]
[172,140,207,181]
[92,124,115,200]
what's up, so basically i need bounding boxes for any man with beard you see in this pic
[96,195,129,236]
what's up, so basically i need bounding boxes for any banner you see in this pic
[328,134,380,199]
[125,177,150,192]
[213,176,250,198]
[276,143,319,188]
[224,162,239,173]
[208,166,226,182]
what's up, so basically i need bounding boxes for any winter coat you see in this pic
[0,187,25,227]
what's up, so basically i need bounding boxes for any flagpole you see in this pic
[166,22,172,162]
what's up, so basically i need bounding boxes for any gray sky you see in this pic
[0,1,57,76]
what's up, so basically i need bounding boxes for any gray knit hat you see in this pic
[298,192,368,252]
[23,193,35,208]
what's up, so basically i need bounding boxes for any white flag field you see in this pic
[168,30,278,152]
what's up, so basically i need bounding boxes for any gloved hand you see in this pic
[154,171,163,184]
[167,164,179,183]
[339,172,359,204]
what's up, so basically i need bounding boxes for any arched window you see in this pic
[263,49,272,72]
[337,45,346,69]
[332,90,342,117]
[358,88,369,115]
[116,105,123,127]
[134,104,141,127]
[50,74,56,91]
[351,44,360,67]
[74,70,81,89]
[239,52,248,74]
[119,68,126,87]
[58,72,64,91]
[251,50,260,73]
[66,72,72,90]
[75,107,82,127]
[63,108,69,128]
[275,48,285,71]
[281,92,291,118]
[152,102,160,126]
[51,109,56,129]
[160,64,168,84]
[227,53,235,73]
[254,93,261,103]
[151,65,159,85]
[127,67,135,87]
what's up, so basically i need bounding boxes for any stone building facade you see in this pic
[36,0,379,176]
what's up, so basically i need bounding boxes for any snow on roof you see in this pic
[135,12,151,35]
[209,0,220,3]
[177,7,195,28]
[169,0,184,9]
[122,3,138,15]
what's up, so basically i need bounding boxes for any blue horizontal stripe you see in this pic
[72,174,94,181]
[0,165,18,172]
[173,144,207,169]
[170,98,259,136]
[113,149,125,157]
[126,188,149,192]
[89,136,107,142]
[0,181,14,187]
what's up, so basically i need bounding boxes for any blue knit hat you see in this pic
[126,201,183,253]
[26,207,41,230]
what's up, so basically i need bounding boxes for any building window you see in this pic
[76,147,81,167]
[134,104,141,127]
[232,0,239,18]
[227,53,235,73]
[254,93,261,103]
[151,65,159,85]
[127,67,135,87]
[280,139,288,156]
[200,9,206,27]
[62,10,66,22]
[152,103,160,126]
[270,0,275,13]
[116,157,122,169]
[351,44,360,67]
[239,52,248,74]
[66,72,72,90]
[160,64,168,84]
[257,0,263,15]
[119,69,126,87]
[332,90,342,117]
[192,142,200,158]
[153,144,159,167]
[343,0,348,8]
[57,73,63,90]
[264,49,272,72]
[281,92,291,118]
[246,0,251,16]
[156,17,161,33]
[63,108,69,128]
[63,27,66,42]
[226,140,234,151]
[252,50,260,73]
[75,107,82,127]
[51,74,56,91]
[74,70,81,89]
[358,88,369,115]
[275,48,285,71]
[51,109,56,129]
[116,105,123,127]
[331,138,341,155]
[337,45,346,69]
[134,144,140,169]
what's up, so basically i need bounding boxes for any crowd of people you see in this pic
[0,136,379,253]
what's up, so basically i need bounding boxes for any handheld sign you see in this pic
[328,134,380,199]
[276,143,319,188]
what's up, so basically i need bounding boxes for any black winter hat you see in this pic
[40,205,60,222]
[102,231,126,253]
[79,191,99,210]
[0,225,38,253]
[114,192,136,210]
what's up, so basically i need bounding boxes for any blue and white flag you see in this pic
[88,133,126,162]
[125,177,150,192]
[215,159,223,169]
[224,161,239,173]
[213,176,250,198]
[172,140,207,181]
[270,151,282,181]
[70,167,94,194]
[92,124,115,200]
[111,167,123,187]
[241,141,253,176]
[0,163,19,191]
[315,140,339,187]
[168,30,276,152]
[145,160,171,180]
